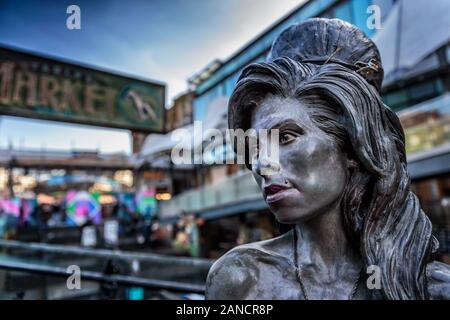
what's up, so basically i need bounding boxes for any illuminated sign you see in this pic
[0,46,165,132]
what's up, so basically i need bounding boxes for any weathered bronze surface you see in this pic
[206,18,450,300]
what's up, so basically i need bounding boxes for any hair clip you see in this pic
[324,46,342,64]
[355,58,380,84]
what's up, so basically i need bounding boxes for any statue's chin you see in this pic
[272,209,312,225]
[272,205,328,225]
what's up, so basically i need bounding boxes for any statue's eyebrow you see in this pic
[255,117,289,130]
[268,119,303,131]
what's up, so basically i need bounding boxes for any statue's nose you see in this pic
[253,157,280,177]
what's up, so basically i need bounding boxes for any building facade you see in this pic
[165,92,194,132]
[189,0,396,122]
[159,0,450,260]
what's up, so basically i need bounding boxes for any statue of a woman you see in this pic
[205,18,450,300]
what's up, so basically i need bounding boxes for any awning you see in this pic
[373,0,450,82]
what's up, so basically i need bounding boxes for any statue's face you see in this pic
[250,95,349,224]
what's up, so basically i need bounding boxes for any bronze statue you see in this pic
[206,18,450,300]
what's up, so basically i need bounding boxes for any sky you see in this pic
[0,0,303,154]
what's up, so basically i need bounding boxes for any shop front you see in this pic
[401,93,450,262]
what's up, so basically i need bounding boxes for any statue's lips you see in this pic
[264,185,296,204]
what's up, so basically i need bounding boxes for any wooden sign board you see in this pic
[0,46,166,133]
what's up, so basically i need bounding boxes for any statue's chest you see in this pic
[244,260,305,300]
[243,260,378,300]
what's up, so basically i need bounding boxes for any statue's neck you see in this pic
[294,201,360,275]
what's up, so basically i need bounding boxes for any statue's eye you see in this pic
[279,130,297,144]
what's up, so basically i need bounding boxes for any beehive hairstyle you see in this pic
[228,18,437,299]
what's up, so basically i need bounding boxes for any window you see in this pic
[383,78,444,112]
[383,89,408,111]
[409,79,443,105]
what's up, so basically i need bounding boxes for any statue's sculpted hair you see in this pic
[228,56,438,300]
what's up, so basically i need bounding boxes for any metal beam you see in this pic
[0,240,213,268]
[0,260,205,293]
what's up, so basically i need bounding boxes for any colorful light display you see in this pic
[65,191,101,226]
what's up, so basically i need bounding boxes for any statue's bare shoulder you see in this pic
[427,260,450,300]
[205,231,293,300]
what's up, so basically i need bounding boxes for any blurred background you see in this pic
[0,0,449,299]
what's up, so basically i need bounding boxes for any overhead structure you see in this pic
[373,0,450,83]
[0,46,166,133]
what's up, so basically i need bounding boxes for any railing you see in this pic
[0,259,205,293]
[0,240,213,299]
[159,171,263,219]
[0,240,213,268]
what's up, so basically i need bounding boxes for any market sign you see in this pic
[0,46,165,132]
